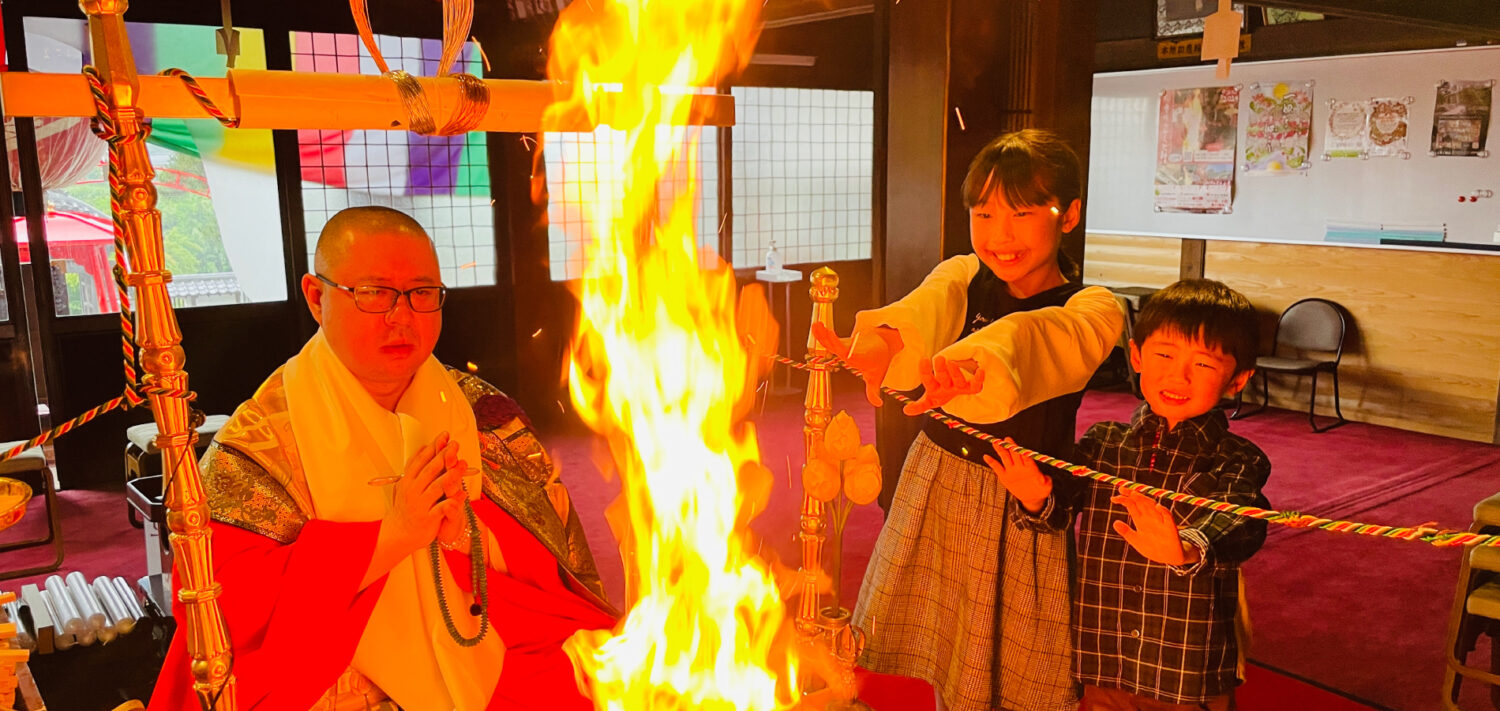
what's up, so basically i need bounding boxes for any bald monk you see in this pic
[150,206,616,711]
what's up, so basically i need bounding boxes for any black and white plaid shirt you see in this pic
[1017,402,1271,704]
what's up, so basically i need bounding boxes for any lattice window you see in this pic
[730,87,873,269]
[292,31,494,288]
[543,123,720,282]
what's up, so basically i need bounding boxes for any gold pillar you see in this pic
[796,267,838,631]
[80,1,237,708]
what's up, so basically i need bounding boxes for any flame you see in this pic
[542,1,810,709]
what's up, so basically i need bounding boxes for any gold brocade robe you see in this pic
[197,366,611,708]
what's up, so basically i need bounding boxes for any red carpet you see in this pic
[6,387,1496,710]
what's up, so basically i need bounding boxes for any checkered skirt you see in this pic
[853,433,1077,711]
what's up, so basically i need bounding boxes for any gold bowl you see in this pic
[0,477,32,531]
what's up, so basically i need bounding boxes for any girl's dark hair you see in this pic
[962,129,1083,212]
[1132,279,1260,376]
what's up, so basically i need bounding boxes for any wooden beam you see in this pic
[762,0,873,28]
[1247,0,1500,38]
[1096,16,1474,72]
[0,71,735,131]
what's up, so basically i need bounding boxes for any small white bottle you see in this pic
[765,239,782,273]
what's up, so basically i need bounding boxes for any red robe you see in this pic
[150,498,616,710]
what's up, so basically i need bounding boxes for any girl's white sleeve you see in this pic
[934,285,1125,424]
[850,255,980,391]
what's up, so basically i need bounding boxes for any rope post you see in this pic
[80,2,237,708]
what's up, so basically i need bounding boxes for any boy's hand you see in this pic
[901,355,985,416]
[982,438,1051,513]
[1111,484,1201,567]
[812,322,903,407]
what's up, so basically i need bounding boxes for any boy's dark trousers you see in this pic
[1081,685,1234,711]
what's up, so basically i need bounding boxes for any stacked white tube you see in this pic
[43,576,84,637]
[112,577,145,620]
[39,587,75,650]
[65,572,106,632]
[93,577,135,634]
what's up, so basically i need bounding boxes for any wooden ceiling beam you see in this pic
[1250,1,1500,38]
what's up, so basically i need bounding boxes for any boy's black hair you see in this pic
[961,129,1083,212]
[1132,279,1260,375]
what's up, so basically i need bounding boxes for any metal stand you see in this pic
[756,268,804,397]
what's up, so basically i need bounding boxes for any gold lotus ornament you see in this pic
[800,411,882,613]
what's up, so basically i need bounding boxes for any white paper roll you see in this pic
[43,575,85,635]
[112,577,145,620]
[93,577,135,634]
[65,572,106,631]
[2,601,32,649]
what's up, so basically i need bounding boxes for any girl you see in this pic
[815,129,1124,711]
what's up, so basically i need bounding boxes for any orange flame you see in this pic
[542,1,811,709]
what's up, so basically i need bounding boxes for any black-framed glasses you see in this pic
[314,273,447,313]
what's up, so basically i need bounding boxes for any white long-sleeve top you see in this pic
[853,254,1126,425]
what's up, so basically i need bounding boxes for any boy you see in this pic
[986,278,1271,711]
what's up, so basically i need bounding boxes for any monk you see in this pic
[150,206,616,711]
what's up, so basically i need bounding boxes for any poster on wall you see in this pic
[1156,0,1246,37]
[1262,8,1324,24]
[1155,85,1240,213]
[1323,99,1368,159]
[1430,79,1493,157]
[1243,80,1313,176]
[1368,98,1412,158]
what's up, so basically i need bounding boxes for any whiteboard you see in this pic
[1088,45,1500,251]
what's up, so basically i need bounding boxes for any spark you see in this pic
[954,106,966,131]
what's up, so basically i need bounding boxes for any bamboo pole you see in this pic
[0,71,735,132]
[80,1,236,708]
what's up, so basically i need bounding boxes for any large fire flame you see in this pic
[543,1,809,709]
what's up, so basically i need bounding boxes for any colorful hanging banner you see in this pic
[1243,80,1312,176]
[1431,79,1494,157]
[1154,85,1240,214]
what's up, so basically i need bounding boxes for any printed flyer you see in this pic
[1155,85,1240,213]
[1243,81,1313,175]
[1431,79,1493,157]
[1368,98,1411,158]
[1323,99,1368,159]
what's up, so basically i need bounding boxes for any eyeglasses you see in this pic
[314,273,447,313]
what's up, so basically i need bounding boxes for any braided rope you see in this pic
[1,385,198,462]
[774,353,1500,549]
[82,66,146,406]
[159,68,240,128]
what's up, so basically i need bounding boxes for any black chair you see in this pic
[1233,298,1349,432]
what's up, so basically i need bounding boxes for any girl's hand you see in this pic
[901,355,985,416]
[982,437,1051,513]
[1111,484,1201,567]
[811,322,903,407]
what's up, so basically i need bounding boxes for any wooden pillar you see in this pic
[876,0,1098,504]
[1180,238,1207,279]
